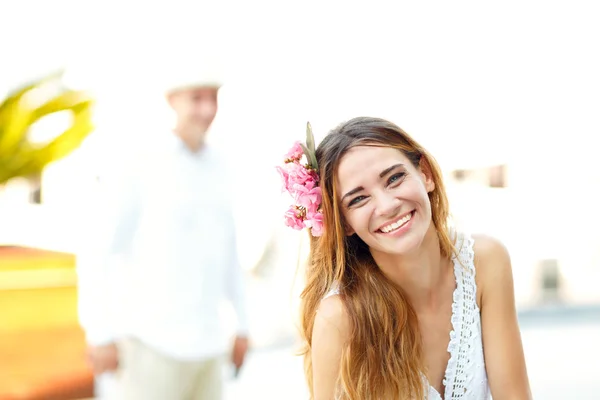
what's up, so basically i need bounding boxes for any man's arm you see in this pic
[224,214,250,371]
[76,165,141,373]
[225,245,250,337]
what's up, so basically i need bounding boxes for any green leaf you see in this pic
[306,121,316,153]
[299,143,317,169]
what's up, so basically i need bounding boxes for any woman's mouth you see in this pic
[377,211,415,234]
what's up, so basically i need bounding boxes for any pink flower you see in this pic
[294,185,322,210]
[277,137,323,237]
[284,141,304,162]
[275,165,291,193]
[289,163,317,188]
[306,212,324,237]
[302,172,319,190]
[277,162,318,194]
[284,206,306,230]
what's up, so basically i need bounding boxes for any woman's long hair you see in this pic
[300,117,455,399]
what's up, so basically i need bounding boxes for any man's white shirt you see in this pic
[77,132,249,360]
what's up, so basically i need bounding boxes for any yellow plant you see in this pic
[0,71,95,185]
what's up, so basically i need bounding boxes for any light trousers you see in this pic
[98,337,223,400]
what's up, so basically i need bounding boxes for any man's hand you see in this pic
[86,342,119,374]
[231,335,249,371]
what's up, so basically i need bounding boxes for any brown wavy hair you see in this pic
[300,117,455,399]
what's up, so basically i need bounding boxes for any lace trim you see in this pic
[441,232,478,399]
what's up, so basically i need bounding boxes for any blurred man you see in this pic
[77,56,249,400]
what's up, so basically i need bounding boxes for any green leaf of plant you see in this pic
[306,121,316,153]
[299,143,317,169]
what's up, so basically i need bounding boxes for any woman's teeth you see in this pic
[380,212,412,233]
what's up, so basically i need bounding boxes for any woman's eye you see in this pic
[388,172,406,185]
[349,195,366,206]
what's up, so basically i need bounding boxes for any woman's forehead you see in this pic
[336,146,413,187]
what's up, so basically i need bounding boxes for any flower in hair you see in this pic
[277,122,323,237]
[284,141,304,163]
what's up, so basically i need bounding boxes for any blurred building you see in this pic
[446,160,600,308]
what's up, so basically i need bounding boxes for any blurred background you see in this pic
[1,1,599,399]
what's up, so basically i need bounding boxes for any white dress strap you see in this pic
[438,231,490,400]
[323,285,340,300]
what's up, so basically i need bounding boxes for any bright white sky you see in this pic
[2,0,599,171]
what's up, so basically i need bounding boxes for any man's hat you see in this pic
[160,53,225,95]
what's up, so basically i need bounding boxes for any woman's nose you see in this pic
[374,192,401,218]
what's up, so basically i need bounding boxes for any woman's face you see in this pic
[336,145,435,257]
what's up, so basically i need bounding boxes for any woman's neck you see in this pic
[372,225,453,311]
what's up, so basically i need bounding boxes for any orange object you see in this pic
[0,246,94,400]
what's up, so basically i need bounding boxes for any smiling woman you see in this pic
[281,117,532,400]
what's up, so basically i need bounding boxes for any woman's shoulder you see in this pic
[312,293,351,398]
[471,233,511,268]
[453,229,510,266]
[470,233,514,303]
[315,292,351,341]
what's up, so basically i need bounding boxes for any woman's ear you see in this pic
[419,157,435,193]
[345,223,355,236]
[342,216,355,236]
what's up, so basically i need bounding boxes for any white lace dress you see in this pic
[325,232,490,399]
[427,232,490,399]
